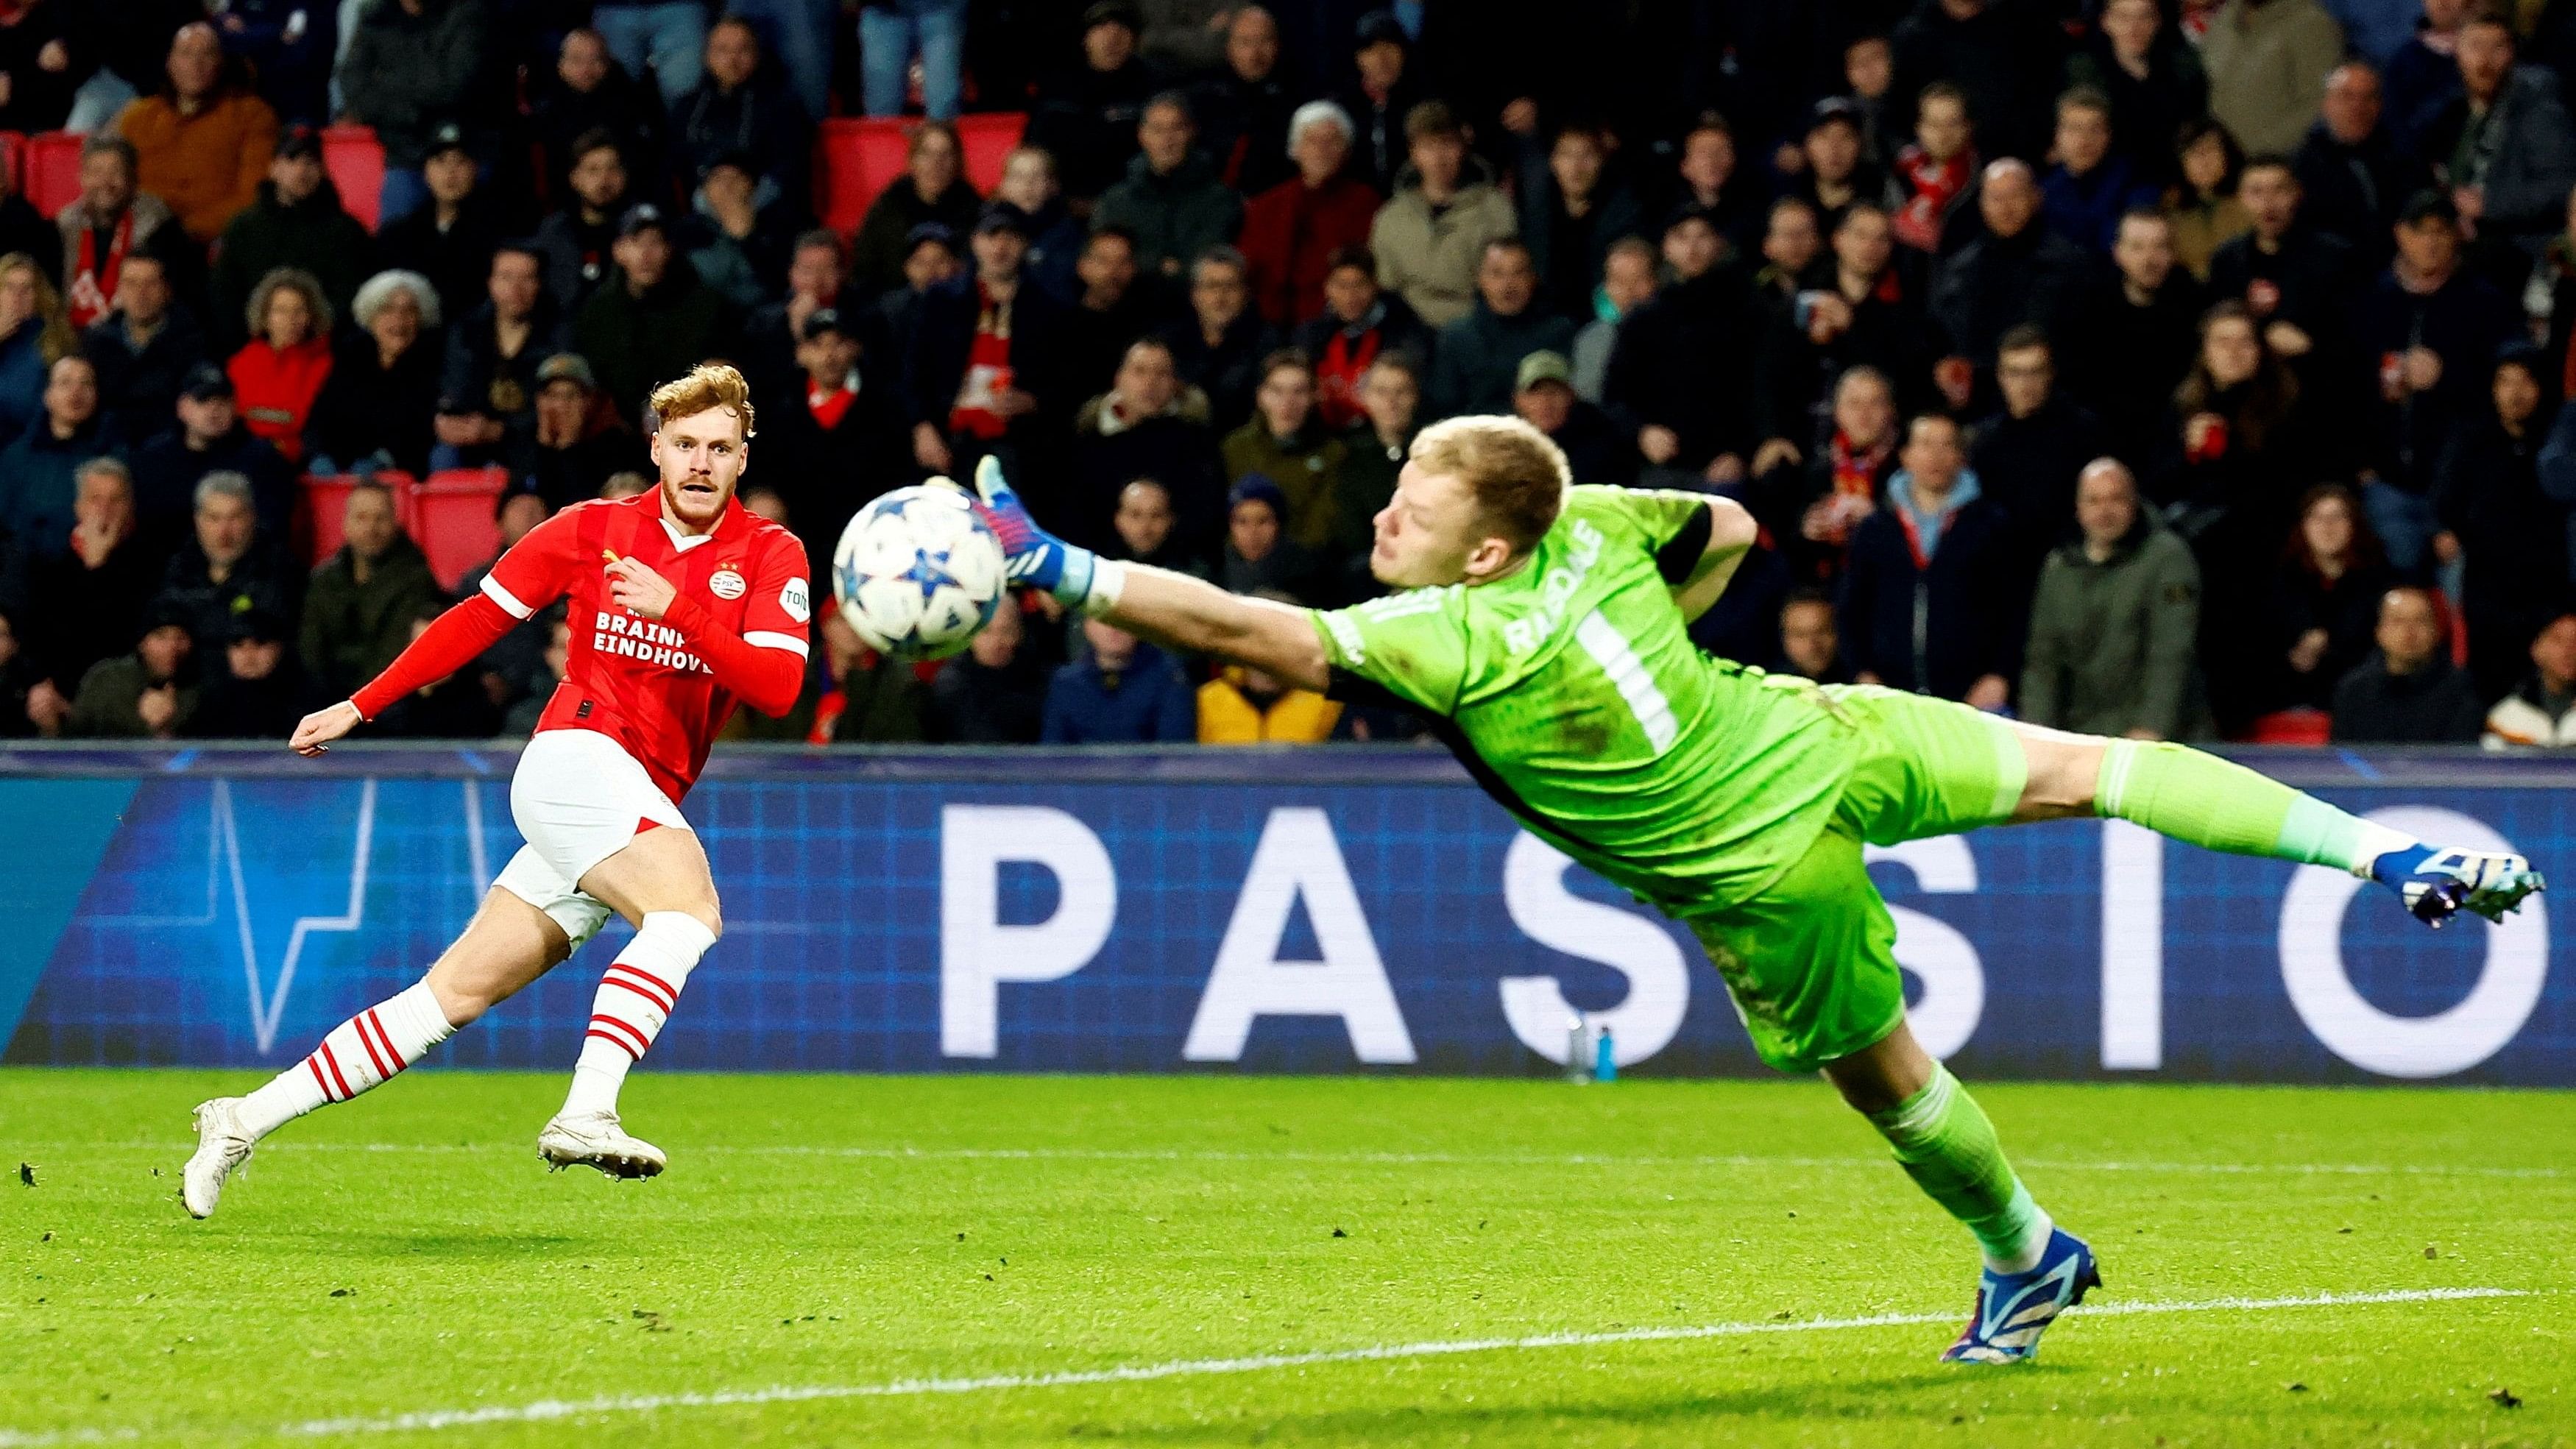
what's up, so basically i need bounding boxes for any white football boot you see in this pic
[537,1110,667,1179]
[183,1097,256,1219]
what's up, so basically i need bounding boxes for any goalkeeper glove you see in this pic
[968,454,1105,608]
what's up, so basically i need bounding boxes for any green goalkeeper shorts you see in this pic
[1683,687,2028,1074]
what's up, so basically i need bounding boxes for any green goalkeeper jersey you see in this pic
[1309,485,1858,915]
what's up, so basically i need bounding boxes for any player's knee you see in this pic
[425,975,492,1027]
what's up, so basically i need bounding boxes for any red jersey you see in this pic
[352,489,810,801]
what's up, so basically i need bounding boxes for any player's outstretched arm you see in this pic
[1097,567,1330,691]
[968,457,1329,690]
[1671,495,1759,623]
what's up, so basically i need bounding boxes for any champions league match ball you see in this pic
[832,484,1008,661]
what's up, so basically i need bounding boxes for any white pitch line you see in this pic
[49,1140,2563,1180]
[0,1288,2530,1448]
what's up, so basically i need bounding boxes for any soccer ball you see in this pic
[832,485,1007,661]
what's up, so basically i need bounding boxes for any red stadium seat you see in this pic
[411,467,509,592]
[296,470,408,567]
[323,126,384,231]
[812,117,911,235]
[24,130,83,219]
[955,112,1025,194]
[2245,709,2333,746]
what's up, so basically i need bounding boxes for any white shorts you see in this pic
[494,729,691,949]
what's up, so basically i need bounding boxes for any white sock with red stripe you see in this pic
[236,982,459,1139]
[560,912,715,1119]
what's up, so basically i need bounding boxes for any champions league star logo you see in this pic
[898,548,962,603]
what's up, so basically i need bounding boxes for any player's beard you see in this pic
[663,470,733,529]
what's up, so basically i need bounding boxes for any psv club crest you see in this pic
[710,564,747,600]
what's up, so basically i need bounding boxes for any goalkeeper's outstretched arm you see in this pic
[966,457,1330,690]
[1094,567,1331,691]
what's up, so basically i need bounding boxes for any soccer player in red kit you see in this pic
[181,364,811,1216]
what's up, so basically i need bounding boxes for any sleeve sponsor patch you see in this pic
[781,578,811,623]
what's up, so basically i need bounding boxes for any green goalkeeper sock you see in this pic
[2092,739,2417,877]
[1866,1066,2051,1274]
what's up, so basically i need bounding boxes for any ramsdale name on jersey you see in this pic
[592,610,710,674]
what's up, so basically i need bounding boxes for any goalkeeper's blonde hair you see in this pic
[649,362,757,441]
[1406,415,1569,553]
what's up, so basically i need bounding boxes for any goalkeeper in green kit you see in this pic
[962,414,2542,1364]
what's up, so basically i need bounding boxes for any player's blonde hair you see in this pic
[648,362,757,441]
[1406,415,1569,554]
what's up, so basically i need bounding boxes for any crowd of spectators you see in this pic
[1,0,2574,751]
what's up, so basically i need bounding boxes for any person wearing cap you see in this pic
[679,151,792,313]
[375,121,506,326]
[115,21,280,244]
[668,15,808,216]
[852,121,982,298]
[899,199,1069,477]
[1094,90,1242,282]
[876,222,963,371]
[1220,348,1346,552]
[129,367,297,554]
[1507,117,1645,325]
[1189,4,1295,196]
[1511,348,1632,486]
[760,306,911,582]
[1026,1,1158,201]
[1215,472,1318,601]
[338,0,504,230]
[1786,98,1889,233]
[2358,187,2519,573]
[572,202,732,418]
[506,352,629,512]
[305,270,444,477]
[184,607,314,740]
[1367,100,1518,330]
[208,124,370,354]
[1333,10,1423,198]
[64,601,197,740]
[1426,237,1576,420]
[56,135,180,333]
[1240,100,1381,327]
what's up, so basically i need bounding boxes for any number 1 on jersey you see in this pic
[1574,610,1679,755]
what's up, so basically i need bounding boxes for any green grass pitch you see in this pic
[3,1069,2567,1448]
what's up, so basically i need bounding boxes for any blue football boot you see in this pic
[1940,1227,2101,1364]
[2371,845,2547,929]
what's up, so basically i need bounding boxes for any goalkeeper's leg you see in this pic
[2011,724,2544,927]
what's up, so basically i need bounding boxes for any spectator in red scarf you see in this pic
[226,266,333,465]
[1761,364,1900,588]
[55,135,178,333]
[1289,247,1425,431]
[1889,82,1976,255]
[1240,101,1381,327]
